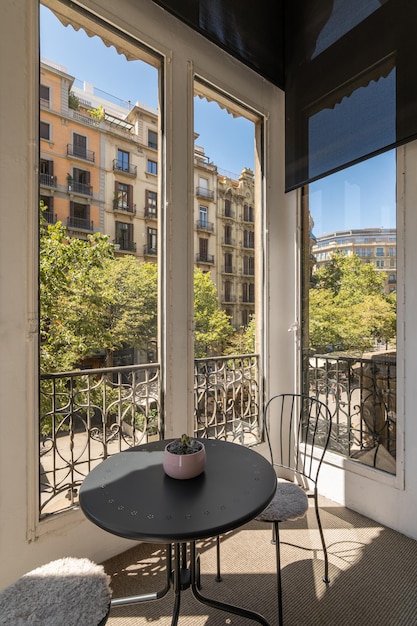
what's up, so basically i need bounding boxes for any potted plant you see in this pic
[163,434,206,479]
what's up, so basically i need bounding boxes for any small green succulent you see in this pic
[167,434,202,455]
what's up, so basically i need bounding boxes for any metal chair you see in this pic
[0,557,111,626]
[255,392,333,626]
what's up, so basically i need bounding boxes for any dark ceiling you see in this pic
[151,0,285,89]
[151,0,417,191]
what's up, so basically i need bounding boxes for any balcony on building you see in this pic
[115,238,137,253]
[113,159,137,177]
[143,244,157,256]
[195,186,215,201]
[66,216,94,231]
[196,253,215,264]
[66,144,95,163]
[39,173,57,188]
[68,181,93,196]
[196,219,214,232]
[113,201,136,215]
[43,210,57,225]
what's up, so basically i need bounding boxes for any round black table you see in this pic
[79,438,277,625]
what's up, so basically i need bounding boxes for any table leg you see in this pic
[190,542,271,626]
[171,543,181,626]
[110,544,172,608]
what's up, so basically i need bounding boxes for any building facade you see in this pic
[217,169,255,328]
[312,228,397,294]
[41,59,255,330]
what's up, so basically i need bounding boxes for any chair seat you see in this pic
[255,481,309,523]
[0,557,111,626]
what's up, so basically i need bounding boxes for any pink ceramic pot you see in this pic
[163,441,206,479]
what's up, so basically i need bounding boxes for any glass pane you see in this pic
[302,150,397,474]
[193,83,261,444]
[39,2,161,517]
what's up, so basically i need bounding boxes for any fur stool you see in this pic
[0,557,111,625]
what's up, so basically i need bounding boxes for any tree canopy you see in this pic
[40,218,236,372]
[309,252,396,354]
[193,267,235,358]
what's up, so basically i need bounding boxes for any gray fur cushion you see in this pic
[256,481,309,523]
[0,557,111,626]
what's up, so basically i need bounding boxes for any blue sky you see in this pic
[40,4,396,235]
[309,150,396,236]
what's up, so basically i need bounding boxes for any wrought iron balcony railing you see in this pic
[113,202,136,214]
[196,253,214,264]
[195,186,214,200]
[112,159,137,176]
[43,211,57,224]
[196,220,214,232]
[194,354,260,445]
[39,355,260,519]
[69,181,93,196]
[66,215,94,231]
[307,353,396,472]
[38,351,397,520]
[66,144,95,163]
[115,239,137,252]
[40,173,57,188]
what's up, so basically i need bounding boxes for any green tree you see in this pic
[224,315,255,355]
[310,252,396,353]
[40,218,116,373]
[40,217,237,371]
[193,268,234,357]
[102,255,158,352]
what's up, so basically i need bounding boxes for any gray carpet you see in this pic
[102,496,417,625]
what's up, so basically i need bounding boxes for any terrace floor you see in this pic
[102,495,417,625]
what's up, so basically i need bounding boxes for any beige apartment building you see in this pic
[312,228,397,295]
[40,59,255,329]
[217,168,255,328]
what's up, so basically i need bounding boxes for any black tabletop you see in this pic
[79,438,277,543]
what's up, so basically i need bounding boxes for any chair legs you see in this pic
[216,505,329,626]
[313,495,330,584]
[273,521,284,626]
[271,502,330,626]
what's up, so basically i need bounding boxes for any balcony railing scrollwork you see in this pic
[39,351,397,521]
[308,353,396,473]
[39,355,261,519]
[194,354,261,446]
[40,364,161,518]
